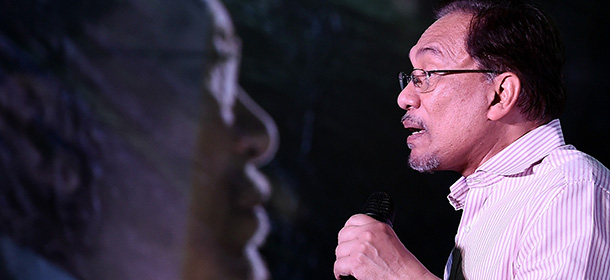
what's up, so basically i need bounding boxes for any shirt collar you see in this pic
[477,119,565,176]
[447,119,565,210]
[448,177,468,210]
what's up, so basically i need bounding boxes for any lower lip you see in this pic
[407,131,425,144]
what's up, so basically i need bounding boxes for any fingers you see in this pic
[333,215,437,280]
[334,214,393,279]
[333,256,351,279]
[334,239,377,279]
[334,254,369,279]
[343,213,378,227]
[338,214,391,243]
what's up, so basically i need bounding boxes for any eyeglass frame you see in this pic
[398,68,502,93]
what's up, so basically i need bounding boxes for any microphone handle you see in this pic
[339,192,395,280]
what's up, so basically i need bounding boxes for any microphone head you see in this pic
[361,192,395,227]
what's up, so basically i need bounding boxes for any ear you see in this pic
[487,72,521,121]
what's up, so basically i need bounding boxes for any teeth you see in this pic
[412,130,424,135]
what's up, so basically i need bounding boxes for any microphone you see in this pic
[340,192,396,280]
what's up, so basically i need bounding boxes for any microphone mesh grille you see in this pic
[361,192,395,227]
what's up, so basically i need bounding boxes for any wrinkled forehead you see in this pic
[408,12,473,68]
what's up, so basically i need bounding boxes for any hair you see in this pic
[436,0,566,123]
[0,0,110,274]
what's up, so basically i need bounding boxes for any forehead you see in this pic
[409,12,473,67]
[205,0,242,107]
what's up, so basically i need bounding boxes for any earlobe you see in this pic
[488,73,520,121]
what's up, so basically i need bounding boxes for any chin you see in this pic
[408,152,441,173]
[245,243,269,280]
[245,205,270,280]
[224,205,270,280]
[216,243,268,280]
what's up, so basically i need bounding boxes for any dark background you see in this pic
[220,0,610,278]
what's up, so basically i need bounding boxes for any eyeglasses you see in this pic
[398,68,501,93]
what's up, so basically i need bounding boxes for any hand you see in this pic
[334,214,439,280]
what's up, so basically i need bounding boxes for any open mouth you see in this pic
[401,113,426,142]
[404,122,426,138]
[407,127,425,136]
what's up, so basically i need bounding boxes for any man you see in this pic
[0,0,277,279]
[334,0,610,279]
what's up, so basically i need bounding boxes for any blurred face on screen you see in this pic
[52,0,278,279]
[182,1,278,279]
[0,0,277,278]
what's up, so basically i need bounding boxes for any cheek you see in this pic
[422,88,465,127]
[425,84,489,140]
[197,120,235,183]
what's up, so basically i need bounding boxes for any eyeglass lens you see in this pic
[399,69,428,91]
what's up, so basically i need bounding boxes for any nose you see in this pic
[232,88,279,166]
[397,84,420,111]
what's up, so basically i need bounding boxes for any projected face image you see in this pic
[82,0,279,279]
[182,1,279,279]
[0,0,277,279]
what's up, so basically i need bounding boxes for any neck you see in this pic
[460,117,542,177]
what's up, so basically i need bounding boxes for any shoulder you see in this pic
[519,145,610,215]
[544,145,610,192]
[514,146,610,279]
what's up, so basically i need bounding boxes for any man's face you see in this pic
[191,88,278,280]
[69,0,278,279]
[184,1,278,279]
[397,12,497,175]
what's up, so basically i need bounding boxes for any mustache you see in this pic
[401,113,423,125]
[401,113,428,132]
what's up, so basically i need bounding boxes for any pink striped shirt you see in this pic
[443,119,610,279]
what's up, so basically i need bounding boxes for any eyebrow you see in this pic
[417,45,442,57]
[409,45,444,67]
